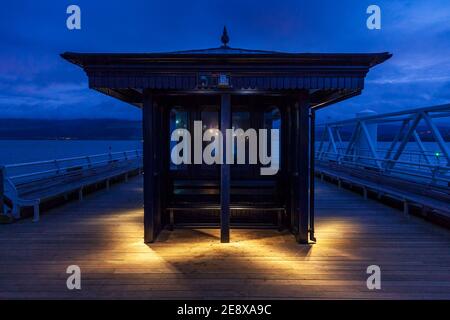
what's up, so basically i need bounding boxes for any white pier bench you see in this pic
[1,150,142,222]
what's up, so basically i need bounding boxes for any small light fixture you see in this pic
[218,73,230,87]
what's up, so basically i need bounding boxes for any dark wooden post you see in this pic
[284,104,293,230]
[142,90,161,243]
[296,92,310,244]
[289,103,299,231]
[309,109,316,242]
[220,93,231,243]
[154,100,162,234]
[0,166,4,215]
[160,103,169,227]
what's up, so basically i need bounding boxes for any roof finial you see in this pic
[221,26,229,47]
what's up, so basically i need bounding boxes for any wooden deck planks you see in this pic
[1,176,450,299]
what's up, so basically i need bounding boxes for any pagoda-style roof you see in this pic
[61,28,391,109]
[62,48,390,67]
[164,46,281,55]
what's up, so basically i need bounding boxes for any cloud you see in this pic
[0,77,140,119]
[0,97,140,120]
[0,80,92,105]
[388,0,450,34]
[1,0,450,121]
[368,75,450,85]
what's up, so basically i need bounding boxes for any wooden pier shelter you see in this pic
[62,29,391,244]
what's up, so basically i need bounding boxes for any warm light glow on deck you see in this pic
[97,208,365,287]
[2,178,449,299]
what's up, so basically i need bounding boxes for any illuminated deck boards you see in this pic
[0,176,449,299]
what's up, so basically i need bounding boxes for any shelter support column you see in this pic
[220,93,231,243]
[288,104,298,233]
[295,91,310,244]
[309,109,316,242]
[143,90,162,243]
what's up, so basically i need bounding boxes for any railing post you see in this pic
[54,160,60,174]
[0,166,4,215]
[422,111,450,166]
[86,156,92,168]
[137,150,143,174]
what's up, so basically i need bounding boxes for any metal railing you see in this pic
[315,104,450,187]
[4,149,142,183]
[1,149,143,221]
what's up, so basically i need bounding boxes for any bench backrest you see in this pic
[170,179,282,205]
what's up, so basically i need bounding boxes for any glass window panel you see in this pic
[263,108,281,169]
[231,111,251,161]
[201,107,219,157]
[169,108,188,170]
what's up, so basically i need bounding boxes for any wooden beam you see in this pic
[284,104,294,232]
[142,90,161,243]
[289,104,299,232]
[93,88,142,108]
[296,92,310,244]
[311,90,361,110]
[309,110,316,242]
[154,98,162,234]
[160,104,170,229]
[220,93,231,243]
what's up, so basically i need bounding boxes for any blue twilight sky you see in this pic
[1,0,449,122]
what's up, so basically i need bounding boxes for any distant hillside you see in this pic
[0,119,142,140]
[0,118,448,141]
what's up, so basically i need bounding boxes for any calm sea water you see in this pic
[0,139,448,167]
[0,140,142,165]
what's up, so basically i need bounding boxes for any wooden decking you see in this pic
[1,176,450,299]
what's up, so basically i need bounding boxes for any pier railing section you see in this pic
[3,150,143,183]
[315,104,450,188]
[1,150,143,220]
